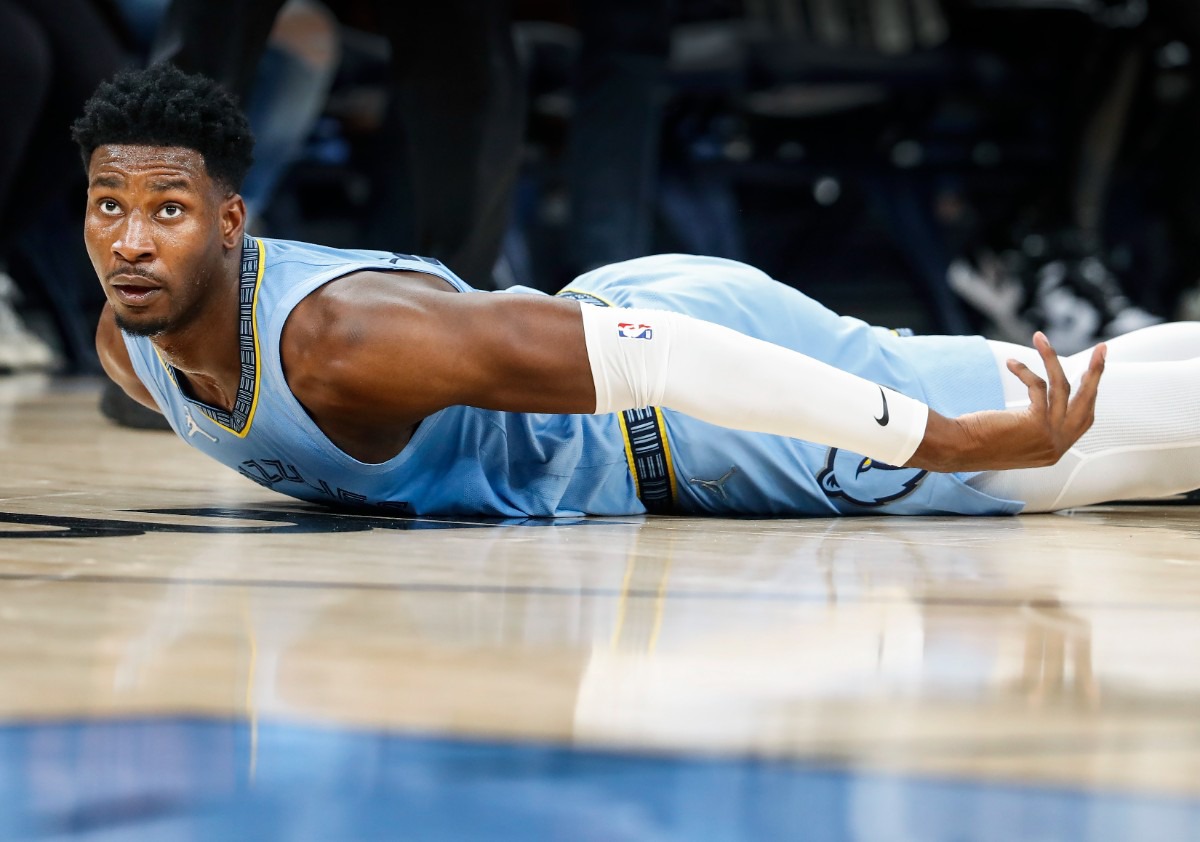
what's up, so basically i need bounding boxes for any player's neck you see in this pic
[151,268,244,413]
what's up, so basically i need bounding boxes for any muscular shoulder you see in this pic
[278,269,457,423]
[95,304,160,412]
[278,268,591,432]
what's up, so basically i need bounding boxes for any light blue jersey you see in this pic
[123,237,1023,517]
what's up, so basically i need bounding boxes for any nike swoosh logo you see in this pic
[875,387,890,426]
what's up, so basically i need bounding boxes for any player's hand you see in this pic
[908,332,1106,472]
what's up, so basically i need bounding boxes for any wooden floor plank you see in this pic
[2,376,1198,796]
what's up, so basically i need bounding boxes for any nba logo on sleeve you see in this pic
[618,322,653,340]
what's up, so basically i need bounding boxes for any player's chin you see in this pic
[111,307,173,338]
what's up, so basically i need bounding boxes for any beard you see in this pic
[113,309,172,337]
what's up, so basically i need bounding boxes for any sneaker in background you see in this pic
[1027,255,1161,355]
[947,253,1035,345]
[949,240,1161,355]
[99,380,172,431]
[0,272,59,373]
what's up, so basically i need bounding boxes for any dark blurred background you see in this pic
[5,0,1200,375]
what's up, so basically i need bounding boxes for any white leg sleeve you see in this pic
[578,302,929,467]
[969,323,1200,510]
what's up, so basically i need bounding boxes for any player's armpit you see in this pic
[95,305,161,413]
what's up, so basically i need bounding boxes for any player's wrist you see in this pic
[907,410,974,472]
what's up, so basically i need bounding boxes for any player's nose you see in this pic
[111,212,156,263]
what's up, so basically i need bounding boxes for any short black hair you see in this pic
[71,63,254,193]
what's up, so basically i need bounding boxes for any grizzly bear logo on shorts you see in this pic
[818,448,928,507]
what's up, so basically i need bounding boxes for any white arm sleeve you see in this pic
[578,302,929,467]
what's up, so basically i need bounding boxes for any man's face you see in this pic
[84,145,236,337]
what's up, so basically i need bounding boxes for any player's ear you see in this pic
[218,193,247,249]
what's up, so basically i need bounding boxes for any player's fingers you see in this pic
[1033,332,1070,419]
[1067,342,1106,432]
[1007,358,1048,408]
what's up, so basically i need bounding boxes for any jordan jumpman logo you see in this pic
[184,406,218,443]
[688,466,739,502]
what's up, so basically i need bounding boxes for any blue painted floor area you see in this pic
[0,718,1197,841]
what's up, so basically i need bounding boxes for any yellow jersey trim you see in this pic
[654,407,679,502]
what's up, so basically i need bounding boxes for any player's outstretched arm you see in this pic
[282,277,1104,473]
[283,275,930,466]
[908,332,1106,473]
[95,304,163,413]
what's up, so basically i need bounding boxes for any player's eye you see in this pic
[159,205,183,219]
[99,199,121,214]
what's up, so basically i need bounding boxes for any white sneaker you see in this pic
[946,256,1035,343]
[1032,257,1162,355]
[952,249,1164,355]
[0,272,59,373]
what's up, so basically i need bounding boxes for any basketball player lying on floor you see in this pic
[75,65,1200,518]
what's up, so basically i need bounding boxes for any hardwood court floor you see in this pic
[1,376,1199,838]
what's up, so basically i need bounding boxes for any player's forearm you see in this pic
[579,304,929,466]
